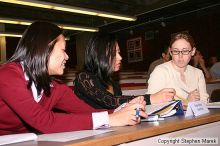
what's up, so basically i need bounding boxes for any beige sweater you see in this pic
[147,61,209,104]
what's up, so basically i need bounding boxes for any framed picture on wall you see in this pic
[127,37,143,63]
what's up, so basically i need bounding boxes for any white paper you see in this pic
[185,101,209,117]
[0,133,37,146]
[185,104,194,117]
[160,109,177,118]
[141,115,165,122]
[145,100,176,115]
[158,102,179,117]
[190,101,209,116]
[37,129,113,142]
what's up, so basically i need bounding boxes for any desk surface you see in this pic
[9,109,220,146]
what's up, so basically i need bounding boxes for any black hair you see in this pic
[84,33,117,88]
[8,21,63,96]
[161,45,169,54]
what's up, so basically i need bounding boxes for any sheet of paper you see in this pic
[160,109,177,118]
[145,100,176,115]
[185,101,209,117]
[37,129,113,142]
[190,101,209,116]
[156,102,179,117]
[185,105,194,117]
[0,133,37,146]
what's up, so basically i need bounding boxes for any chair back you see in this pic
[210,89,220,102]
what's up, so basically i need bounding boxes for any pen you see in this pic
[135,107,140,119]
[179,87,190,94]
[175,95,186,101]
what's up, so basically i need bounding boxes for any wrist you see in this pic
[108,114,116,127]
[149,94,154,104]
[114,103,127,112]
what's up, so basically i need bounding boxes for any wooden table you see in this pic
[9,109,220,146]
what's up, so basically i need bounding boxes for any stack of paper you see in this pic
[145,100,183,117]
[0,133,37,146]
[37,129,113,142]
[0,129,114,145]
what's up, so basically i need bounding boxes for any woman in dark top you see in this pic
[74,33,175,109]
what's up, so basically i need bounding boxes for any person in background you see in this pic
[208,56,218,68]
[0,21,147,136]
[146,45,170,84]
[210,61,220,79]
[147,32,209,105]
[190,50,213,81]
[74,33,175,109]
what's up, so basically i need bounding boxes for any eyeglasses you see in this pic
[171,50,192,55]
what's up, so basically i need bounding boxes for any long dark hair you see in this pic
[84,33,117,87]
[9,21,63,96]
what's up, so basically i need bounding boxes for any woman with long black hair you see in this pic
[0,21,147,135]
[74,33,175,109]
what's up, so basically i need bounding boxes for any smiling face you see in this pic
[112,42,122,72]
[48,34,69,75]
[170,39,196,70]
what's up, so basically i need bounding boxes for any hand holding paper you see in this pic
[109,103,147,126]
[150,88,176,104]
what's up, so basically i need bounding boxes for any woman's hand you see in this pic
[150,88,175,104]
[187,89,200,102]
[109,103,147,127]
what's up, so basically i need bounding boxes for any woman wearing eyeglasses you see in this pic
[147,32,209,105]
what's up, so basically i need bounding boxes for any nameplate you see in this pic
[185,101,209,117]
